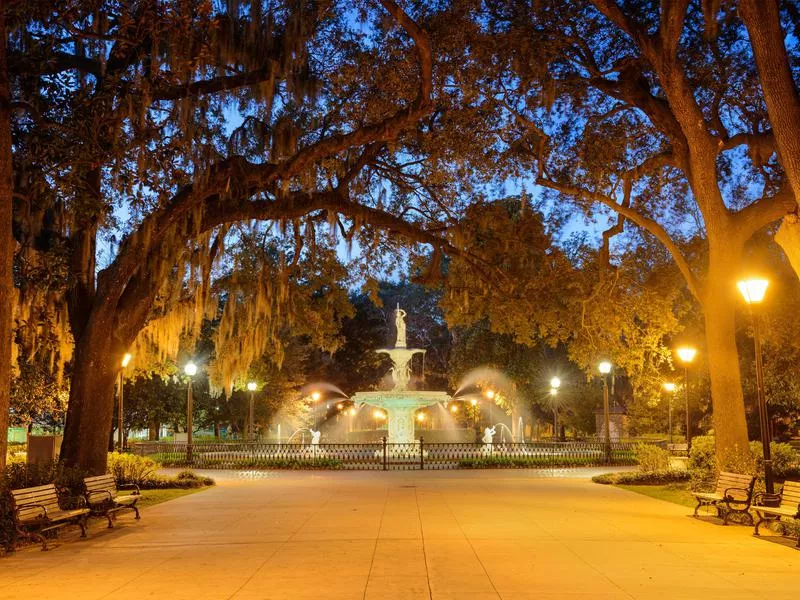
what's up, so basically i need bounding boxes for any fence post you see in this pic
[382,437,387,471]
[419,437,424,470]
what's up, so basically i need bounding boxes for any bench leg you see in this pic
[106,512,114,528]
[132,505,140,520]
[78,516,88,538]
[693,499,704,517]
[754,514,766,536]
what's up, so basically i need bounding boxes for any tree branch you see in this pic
[537,176,701,299]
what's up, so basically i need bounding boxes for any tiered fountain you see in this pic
[351,305,450,444]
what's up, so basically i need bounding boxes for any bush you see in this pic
[592,470,690,485]
[134,470,215,489]
[688,435,717,489]
[634,443,671,473]
[749,441,800,480]
[106,452,159,486]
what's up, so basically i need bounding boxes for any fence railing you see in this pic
[131,439,639,470]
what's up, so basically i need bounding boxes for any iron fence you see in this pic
[131,438,640,470]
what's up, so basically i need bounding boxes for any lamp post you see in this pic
[662,382,676,445]
[247,382,257,440]
[599,361,612,463]
[738,278,774,494]
[184,362,197,463]
[550,376,561,441]
[675,346,697,451]
[117,353,132,451]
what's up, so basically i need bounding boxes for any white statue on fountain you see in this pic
[395,304,407,348]
[482,426,496,445]
[310,429,321,445]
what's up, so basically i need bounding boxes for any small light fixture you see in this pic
[662,382,676,392]
[550,376,561,389]
[337,402,343,410]
[450,404,458,413]
[598,361,612,375]
[247,381,257,392]
[184,362,198,377]
[675,346,697,364]
[121,353,132,368]
[484,389,496,400]
[348,408,356,416]
[416,412,426,422]
[737,278,769,304]
[311,391,321,402]
[470,398,478,406]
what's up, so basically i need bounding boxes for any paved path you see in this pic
[1,469,797,600]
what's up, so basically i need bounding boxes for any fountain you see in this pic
[351,305,450,444]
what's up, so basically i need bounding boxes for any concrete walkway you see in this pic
[1,469,797,600]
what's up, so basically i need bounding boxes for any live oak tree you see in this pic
[452,0,800,463]
[5,0,479,474]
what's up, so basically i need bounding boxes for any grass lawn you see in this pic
[615,483,696,508]
[123,486,211,510]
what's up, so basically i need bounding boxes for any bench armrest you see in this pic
[86,490,114,504]
[723,487,752,504]
[15,502,49,520]
[754,492,782,507]
[118,483,141,495]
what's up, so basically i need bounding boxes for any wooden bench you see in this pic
[753,480,800,546]
[10,484,89,551]
[692,471,755,525]
[666,442,689,456]
[83,474,141,528]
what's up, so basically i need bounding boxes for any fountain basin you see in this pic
[352,390,450,444]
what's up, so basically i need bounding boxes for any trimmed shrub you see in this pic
[687,435,717,489]
[749,441,800,480]
[634,443,671,473]
[106,452,158,486]
[592,470,690,485]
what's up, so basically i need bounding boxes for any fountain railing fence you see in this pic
[130,438,644,470]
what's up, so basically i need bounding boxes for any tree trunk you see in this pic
[703,245,750,465]
[60,315,119,474]
[0,7,13,472]
[775,217,800,278]
[739,0,800,280]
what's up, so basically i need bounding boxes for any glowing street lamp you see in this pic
[598,361,612,463]
[662,382,677,445]
[484,389,496,400]
[550,376,562,441]
[450,404,459,414]
[675,346,696,451]
[470,398,478,406]
[246,382,257,440]
[184,362,198,462]
[117,353,132,451]
[738,277,774,493]
[416,412,426,422]
[311,391,321,402]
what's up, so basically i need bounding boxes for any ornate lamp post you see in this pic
[117,353,132,451]
[675,346,697,451]
[598,361,612,463]
[247,381,257,440]
[737,277,773,494]
[662,382,676,445]
[550,376,561,440]
[184,362,197,462]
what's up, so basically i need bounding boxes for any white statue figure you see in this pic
[482,426,496,445]
[395,304,407,348]
[310,429,321,445]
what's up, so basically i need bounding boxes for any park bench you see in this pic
[753,480,800,546]
[83,474,141,528]
[692,471,755,525]
[666,442,689,456]
[10,483,89,550]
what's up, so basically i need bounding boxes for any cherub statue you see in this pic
[482,426,497,445]
[310,429,321,445]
